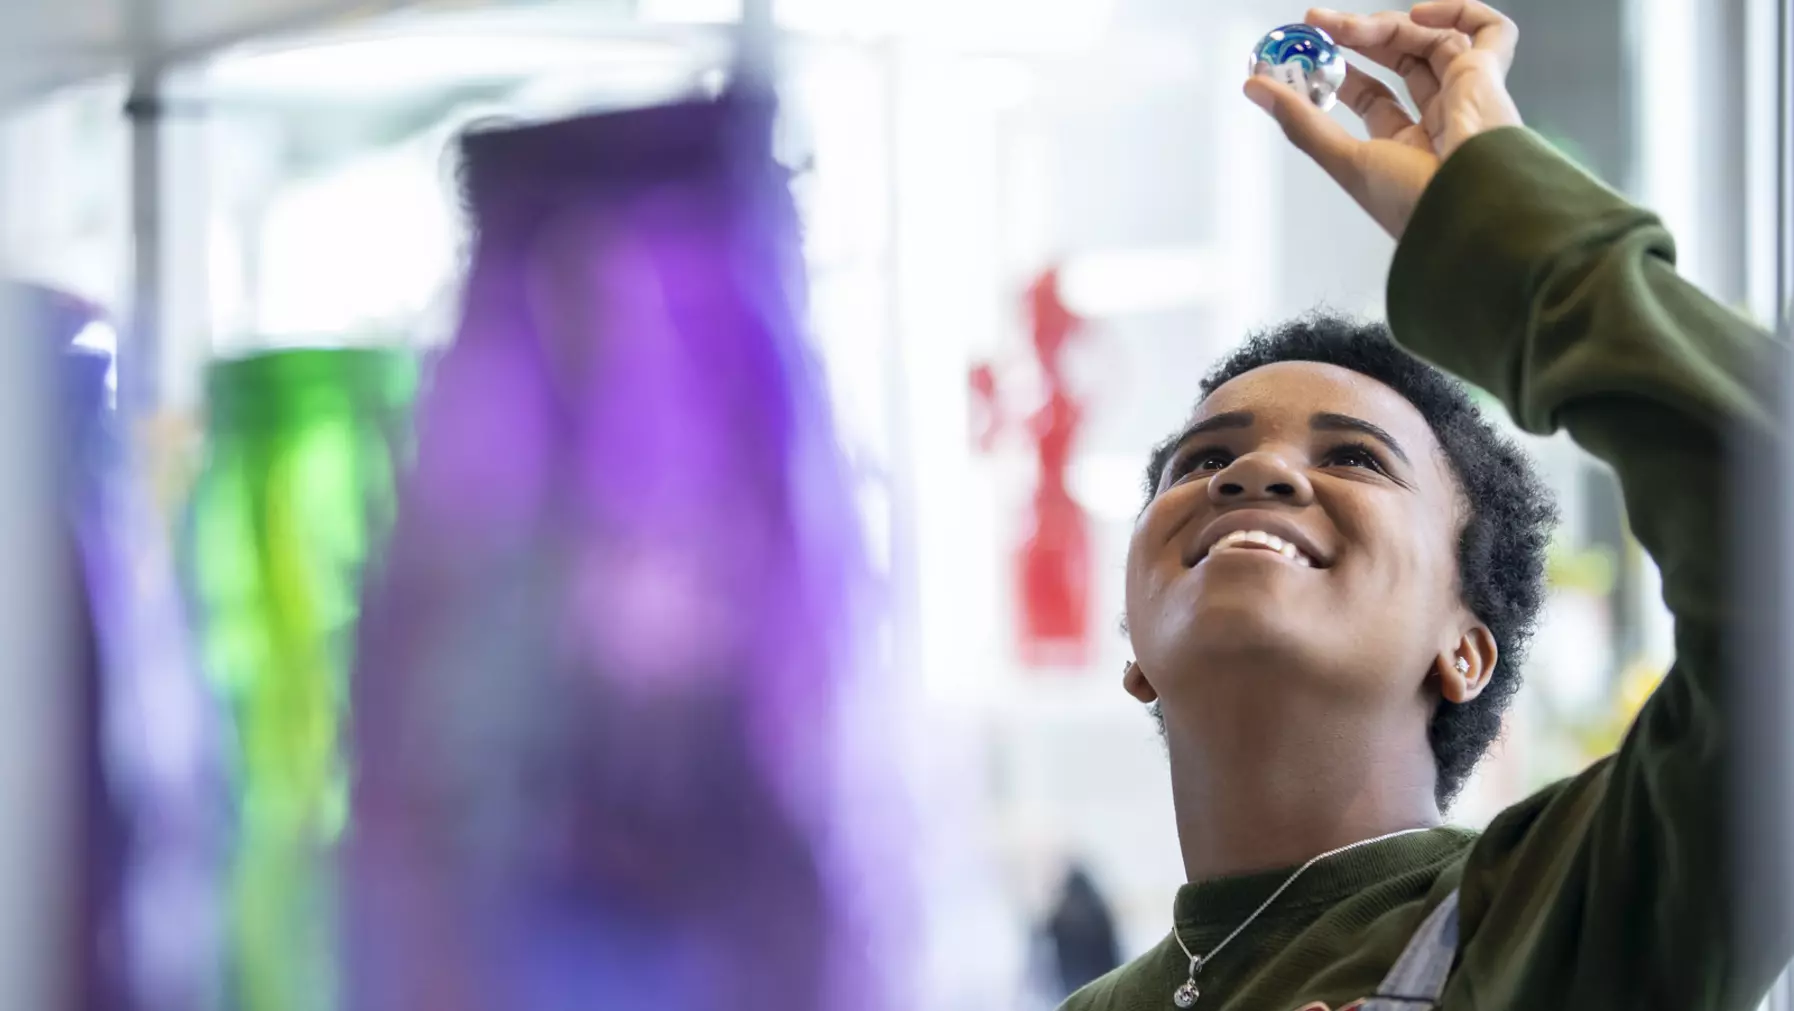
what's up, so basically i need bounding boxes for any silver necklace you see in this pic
[1169,827,1432,1008]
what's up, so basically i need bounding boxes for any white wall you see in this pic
[880,7,1410,973]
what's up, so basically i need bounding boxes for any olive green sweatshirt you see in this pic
[1061,127,1783,1011]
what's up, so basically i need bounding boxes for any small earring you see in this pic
[1453,656,1470,676]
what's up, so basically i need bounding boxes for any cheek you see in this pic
[1126,488,1196,572]
[1123,490,1193,619]
[1338,503,1459,604]
[1122,511,1161,619]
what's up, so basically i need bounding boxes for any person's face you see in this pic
[1123,361,1491,716]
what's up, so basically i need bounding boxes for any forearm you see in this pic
[1387,125,1787,1004]
[1388,126,1775,623]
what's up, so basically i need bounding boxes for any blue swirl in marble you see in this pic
[1251,24,1347,108]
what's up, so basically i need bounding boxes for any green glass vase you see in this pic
[187,347,417,1011]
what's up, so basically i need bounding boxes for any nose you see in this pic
[1208,450,1314,505]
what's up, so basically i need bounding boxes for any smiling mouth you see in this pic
[1202,529,1316,568]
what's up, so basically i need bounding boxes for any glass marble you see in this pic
[1251,24,1348,110]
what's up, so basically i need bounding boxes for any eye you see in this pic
[1171,447,1233,481]
[1323,443,1386,473]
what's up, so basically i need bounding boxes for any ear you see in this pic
[1435,625,1498,704]
[1123,661,1159,704]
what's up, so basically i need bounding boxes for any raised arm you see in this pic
[1391,114,1781,1011]
[1251,3,1786,1005]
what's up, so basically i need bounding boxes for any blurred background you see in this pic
[0,0,1787,1008]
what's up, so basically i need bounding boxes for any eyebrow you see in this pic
[1310,412,1410,464]
[1181,410,1255,439]
[1164,409,1411,466]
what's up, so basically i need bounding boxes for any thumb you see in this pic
[1243,74,1358,179]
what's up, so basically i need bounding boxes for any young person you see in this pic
[1062,3,1786,1008]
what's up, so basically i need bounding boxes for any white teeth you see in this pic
[1211,529,1314,567]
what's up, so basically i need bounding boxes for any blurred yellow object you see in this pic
[1545,540,1617,597]
[1615,661,1666,724]
[1568,659,1668,762]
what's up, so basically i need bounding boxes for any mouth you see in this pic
[1187,515,1328,569]
[1203,529,1316,567]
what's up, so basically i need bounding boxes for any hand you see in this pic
[1243,1,1524,239]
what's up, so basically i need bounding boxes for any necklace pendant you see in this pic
[1173,979,1200,1008]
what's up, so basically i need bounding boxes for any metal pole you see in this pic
[1773,0,1794,1003]
[1764,2,1794,1007]
[1731,0,1794,1004]
[125,74,164,418]
[737,0,777,95]
[1778,0,1792,345]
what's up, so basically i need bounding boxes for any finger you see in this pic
[1338,65,1416,141]
[1306,8,1468,101]
[1410,0,1518,70]
[1243,73,1360,179]
[1303,12,1440,107]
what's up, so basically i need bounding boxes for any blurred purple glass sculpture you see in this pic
[348,92,892,1011]
[6,280,225,1011]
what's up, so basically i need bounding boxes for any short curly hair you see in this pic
[1141,313,1557,807]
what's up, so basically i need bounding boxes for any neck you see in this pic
[1163,691,1442,882]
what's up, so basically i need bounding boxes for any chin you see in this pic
[1186,597,1312,658]
[1128,557,1330,683]
[1160,571,1326,673]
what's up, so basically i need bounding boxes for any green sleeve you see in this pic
[1387,127,1783,1009]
